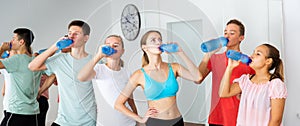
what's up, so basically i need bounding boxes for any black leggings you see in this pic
[209,124,223,126]
[51,122,60,126]
[146,116,184,126]
[0,112,38,126]
[37,96,49,126]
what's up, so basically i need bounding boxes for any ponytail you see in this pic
[270,58,284,81]
[120,59,124,67]
[142,51,149,67]
[263,43,284,81]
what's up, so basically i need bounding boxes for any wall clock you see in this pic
[120,4,141,41]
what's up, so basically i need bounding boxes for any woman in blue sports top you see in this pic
[115,30,202,126]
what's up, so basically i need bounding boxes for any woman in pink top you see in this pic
[219,43,287,126]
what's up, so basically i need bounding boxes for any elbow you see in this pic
[77,74,93,82]
[28,63,37,71]
[77,71,95,82]
[269,119,282,126]
[218,92,225,98]
[218,90,228,98]
[194,76,204,84]
[218,92,230,98]
[77,75,86,82]
[114,102,121,112]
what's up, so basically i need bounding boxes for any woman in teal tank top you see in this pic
[115,30,203,126]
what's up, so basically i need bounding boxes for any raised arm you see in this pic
[195,47,222,84]
[0,42,11,69]
[219,58,242,97]
[268,98,286,126]
[28,44,58,71]
[77,46,105,82]
[195,53,211,84]
[174,46,202,82]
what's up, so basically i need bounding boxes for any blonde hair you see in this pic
[105,35,124,67]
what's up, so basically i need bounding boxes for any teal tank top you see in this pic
[141,63,179,101]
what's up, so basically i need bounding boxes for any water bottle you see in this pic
[226,50,252,65]
[102,45,117,56]
[0,42,12,58]
[1,51,9,58]
[56,39,73,50]
[159,44,179,53]
[201,37,228,53]
[9,43,12,49]
[38,48,47,54]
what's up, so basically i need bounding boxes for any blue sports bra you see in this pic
[141,63,179,101]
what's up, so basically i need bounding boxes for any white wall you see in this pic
[110,0,284,124]
[1,0,298,125]
[282,0,300,125]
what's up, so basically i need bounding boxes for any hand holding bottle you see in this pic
[56,39,73,50]
[56,35,73,50]
[227,58,241,70]
[1,42,12,51]
[1,51,9,58]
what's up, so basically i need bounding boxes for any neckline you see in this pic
[142,65,171,83]
[103,64,122,72]
[67,53,91,61]
[248,75,270,85]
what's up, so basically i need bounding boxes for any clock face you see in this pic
[121,4,141,41]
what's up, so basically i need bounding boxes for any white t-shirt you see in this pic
[93,64,136,126]
[0,69,11,111]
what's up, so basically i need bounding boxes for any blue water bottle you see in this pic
[201,37,228,53]
[226,50,252,65]
[9,43,12,49]
[159,44,179,53]
[0,42,12,58]
[102,45,117,56]
[56,39,73,50]
[37,48,47,54]
[1,51,9,58]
